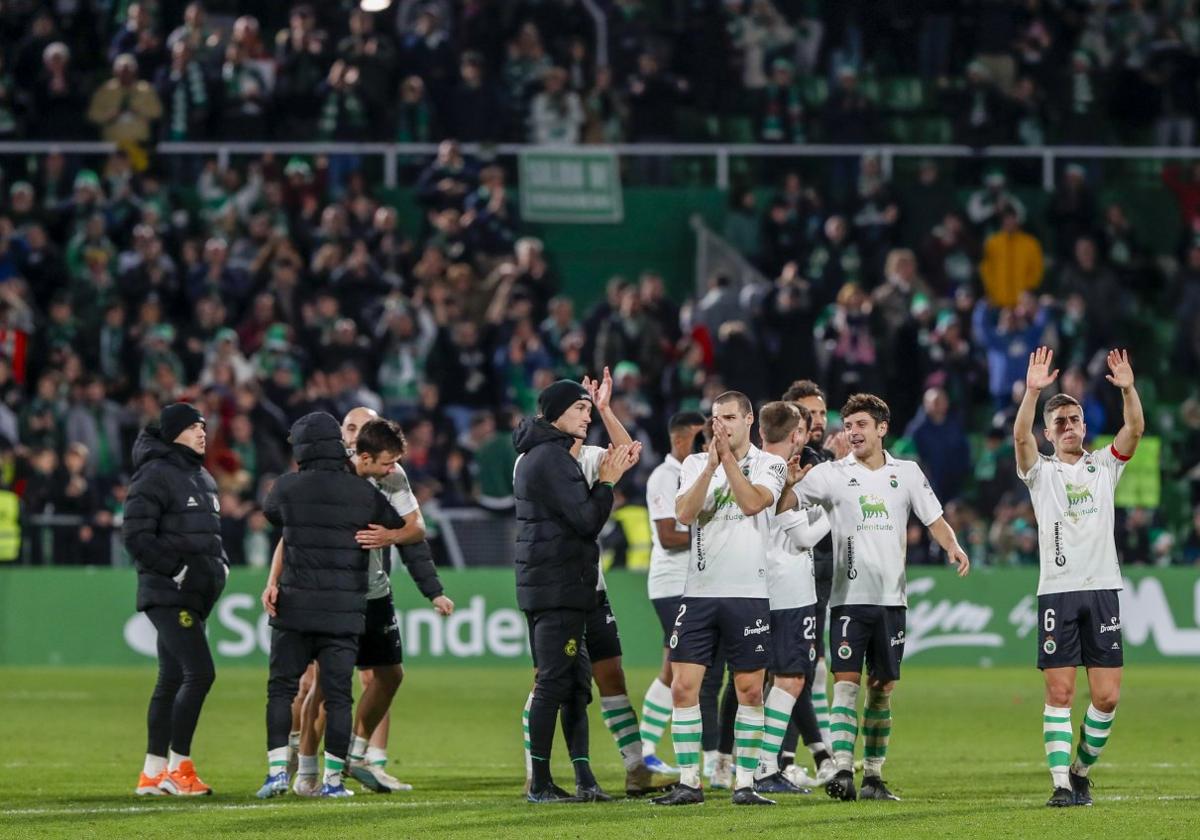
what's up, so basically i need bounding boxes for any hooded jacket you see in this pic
[512,418,614,612]
[123,425,227,617]
[263,412,405,636]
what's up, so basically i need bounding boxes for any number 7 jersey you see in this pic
[793,451,943,608]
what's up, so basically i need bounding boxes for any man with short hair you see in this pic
[257,412,407,799]
[640,411,706,773]
[514,379,639,803]
[752,401,831,795]
[653,391,788,807]
[778,379,842,784]
[270,407,452,796]
[1015,347,1143,807]
[784,392,970,802]
[125,403,227,797]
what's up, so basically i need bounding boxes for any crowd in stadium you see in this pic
[1,0,1199,568]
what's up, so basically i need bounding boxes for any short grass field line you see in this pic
[0,799,445,817]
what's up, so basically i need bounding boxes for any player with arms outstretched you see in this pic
[1015,347,1143,807]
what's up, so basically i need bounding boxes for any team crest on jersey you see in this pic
[1087,464,1096,473]
[809,646,817,661]
[564,638,578,657]
[858,494,888,520]
[179,610,193,629]
[669,633,679,649]
[889,474,898,488]
[1043,637,1056,655]
[837,643,852,659]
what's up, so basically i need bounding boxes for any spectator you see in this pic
[979,208,1044,308]
[950,60,1008,147]
[217,44,269,139]
[582,65,627,143]
[528,66,584,144]
[1056,236,1123,351]
[626,51,688,143]
[723,189,761,264]
[88,53,163,146]
[758,58,805,143]
[821,282,880,408]
[1181,505,1200,566]
[416,140,477,211]
[28,42,87,139]
[905,386,971,503]
[593,285,665,386]
[966,170,1027,232]
[1145,24,1200,147]
[1162,161,1200,233]
[901,159,958,247]
[1055,50,1109,144]
[156,41,211,142]
[972,295,1050,408]
[1047,164,1098,259]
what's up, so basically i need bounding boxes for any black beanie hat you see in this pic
[160,402,205,444]
[537,380,591,424]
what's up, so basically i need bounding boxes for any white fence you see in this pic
[2,141,1198,190]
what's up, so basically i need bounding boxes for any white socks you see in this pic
[349,735,369,763]
[267,746,289,775]
[298,754,318,776]
[167,751,188,772]
[143,754,167,776]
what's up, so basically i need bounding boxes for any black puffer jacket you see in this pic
[513,418,614,612]
[123,426,227,617]
[263,412,405,636]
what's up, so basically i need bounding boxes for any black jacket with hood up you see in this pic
[263,412,405,637]
[512,418,614,612]
[123,425,228,617]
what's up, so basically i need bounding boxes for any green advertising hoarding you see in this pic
[1,568,1198,668]
[518,149,624,223]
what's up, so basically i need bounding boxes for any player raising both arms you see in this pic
[1015,347,1143,807]
[782,393,969,802]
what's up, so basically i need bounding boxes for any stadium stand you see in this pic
[0,0,1198,569]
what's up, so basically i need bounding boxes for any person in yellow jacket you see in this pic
[979,208,1044,308]
[87,53,163,146]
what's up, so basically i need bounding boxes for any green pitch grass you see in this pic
[1,665,1197,839]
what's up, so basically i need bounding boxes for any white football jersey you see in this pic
[1019,445,1128,595]
[766,504,829,611]
[676,445,787,599]
[366,467,420,600]
[646,454,689,600]
[794,452,943,608]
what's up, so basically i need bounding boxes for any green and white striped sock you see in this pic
[640,678,673,756]
[323,752,345,786]
[267,746,288,776]
[759,687,796,777]
[671,704,703,788]
[830,681,860,773]
[1072,704,1115,777]
[349,735,369,764]
[601,694,644,770]
[1043,704,1073,789]
[862,685,893,778]
[522,690,534,781]
[366,746,388,768]
[733,705,765,790]
[813,658,832,747]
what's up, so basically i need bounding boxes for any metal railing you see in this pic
[3,141,1198,190]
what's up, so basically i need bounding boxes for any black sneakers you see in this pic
[574,784,614,802]
[859,776,900,801]
[1046,787,1075,807]
[1069,771,1093,806]
[753,772,809,795]
[731,787,776,805]
[651,784,705,806]
[825,769,857,801]
[527,783,579,804]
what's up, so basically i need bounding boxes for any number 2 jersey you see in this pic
[794,452,943,608]
[675,445,787,600]
[1018,445,1128,596]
